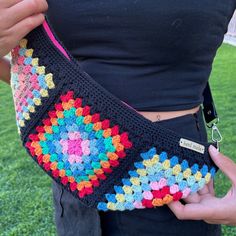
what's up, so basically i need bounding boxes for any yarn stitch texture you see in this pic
[10,17,218,211]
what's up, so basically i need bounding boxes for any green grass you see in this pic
[209,43,236,236]
[0,42,236,235]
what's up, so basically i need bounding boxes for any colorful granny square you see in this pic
[97,147,216,211]
[10,38,55,133]
[25,90,133,198]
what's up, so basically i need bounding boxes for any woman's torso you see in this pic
[46,0,236,112]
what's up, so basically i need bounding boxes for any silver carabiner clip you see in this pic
[211,122,223,151]
[206,117,223,150]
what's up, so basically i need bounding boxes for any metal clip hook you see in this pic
[211,123,223,151]
[206,117,219,129]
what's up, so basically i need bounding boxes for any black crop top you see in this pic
[45,0,236,111]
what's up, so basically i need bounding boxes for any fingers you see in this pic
[207,179,215,196]
[198,184,210,195]
[0,0,22,8]
[182,192,201,203]
[167,201,213,220]
[7,13,45,43]
[5,0,48,28]
[224,186,236,200]
[209,145,236,185]
[198,179,215,196]
[168,183,236,225]
[0,0,48,57]
[204,219,232,225]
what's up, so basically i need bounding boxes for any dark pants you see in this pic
[51,108,221,236]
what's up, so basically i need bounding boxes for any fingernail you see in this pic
[209,145,219,156]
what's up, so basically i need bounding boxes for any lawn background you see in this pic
[0,43,236,235]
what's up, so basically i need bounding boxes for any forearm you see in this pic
[0,57,11,85]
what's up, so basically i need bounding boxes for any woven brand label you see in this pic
[179,138,205,154]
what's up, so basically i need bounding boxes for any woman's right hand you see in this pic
[0,0,48,58]
[168,145,236,226]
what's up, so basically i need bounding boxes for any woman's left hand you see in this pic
[167,145,236,226]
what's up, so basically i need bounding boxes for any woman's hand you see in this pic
[167,145,236,226]
[0,0,48,58]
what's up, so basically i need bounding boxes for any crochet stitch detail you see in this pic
[25,90,133,199]
[97,147,215,211]
[10,38,55,134]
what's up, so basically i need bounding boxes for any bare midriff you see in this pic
[137,105,200,122]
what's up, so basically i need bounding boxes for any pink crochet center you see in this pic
[42,20,70,60]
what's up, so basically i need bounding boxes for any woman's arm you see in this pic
[0,57,10,84]
[167,145,236,226]
[0,0,48,84]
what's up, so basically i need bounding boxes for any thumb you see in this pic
[209,145,236,185]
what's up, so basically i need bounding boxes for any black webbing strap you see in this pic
[202,82,223,150]
[202,82,218,124]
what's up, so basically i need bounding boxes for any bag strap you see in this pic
[202,82,223,149]
[202,82,218,124]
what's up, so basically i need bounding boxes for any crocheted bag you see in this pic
[10,17,218,211]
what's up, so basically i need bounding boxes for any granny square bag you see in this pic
[9,17,218,211]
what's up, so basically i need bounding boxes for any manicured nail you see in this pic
[209,145,219,156]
